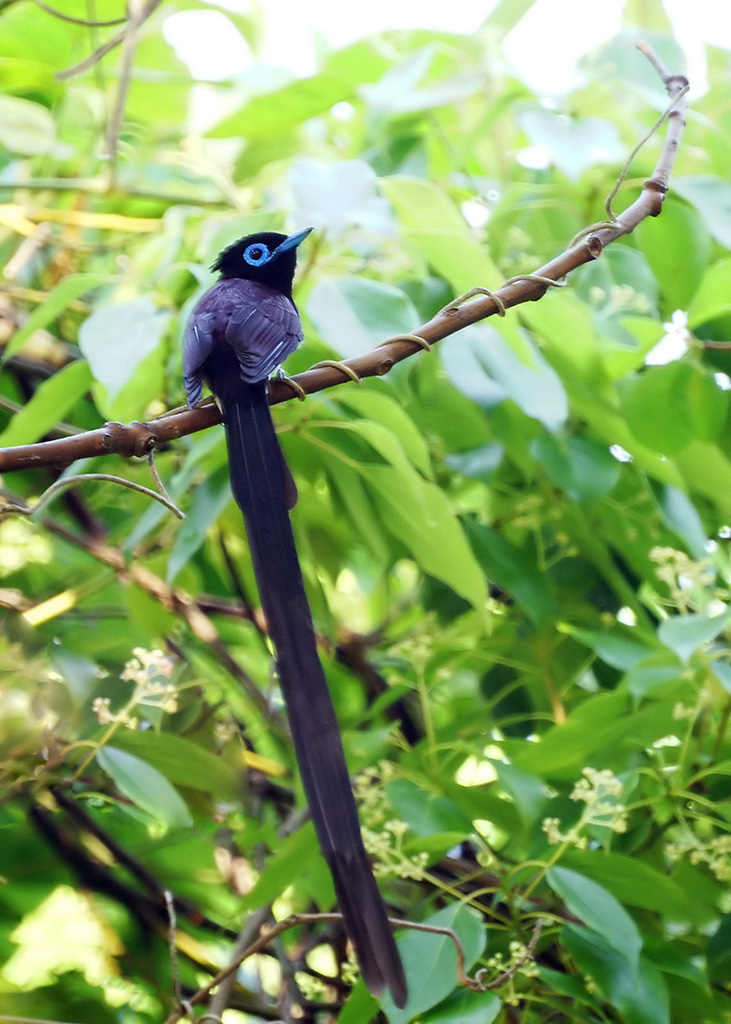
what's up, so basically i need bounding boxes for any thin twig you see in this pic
[56,0,165,79]
[483,918,544,991]
[104,0,144,181]
[604,81,689,221]
[0,472,184,520]
[33,0,128,27]
[165,890,185,1007]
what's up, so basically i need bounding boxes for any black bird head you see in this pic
[211,227,313,297]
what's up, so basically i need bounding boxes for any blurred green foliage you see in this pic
[1,1,731,1022]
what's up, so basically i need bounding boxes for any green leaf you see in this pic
[441,325,568,432]
[0,94,54,154]
[707,915,731,985]
[621,362,727,454]
[562,925,669,1024]
[111,731,239,799]
[325,463,390,564]
[78,298,170,419]
[687,257,731,328]
[445,443,504,482]
[657,608,731,664]
[0,57,58,95]
[381,176,502,293]
[335,389,432,477]
[0,359,92,447]
[209,40,389,138]
[513,692,674,777]
[674,176,731,248]
[485,0,540,34]
[465,520,555,627]
[364,465,487,610]
[658,485,709,559]
[563,850,703,922]
[422,987,501,1024]
[491,760,548,827]
[533,434,620,501]
[242,822,328,910]
[548,867,642,968]
[636,199,711,310]
[562,625,656,670]
[381,904,486,1023]
[168,464,232,581]
[97,746,193,829]
[3,273,111,361]
[307,277,419,358]
[338,983,379,1024]
[674,440,731,513]
[387,778,473,836]
[520,291,606,383]
[622,653,684,700]
[538,965,600,1007]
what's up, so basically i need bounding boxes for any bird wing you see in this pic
[183,282,304,407]
[224,287,304,383]
[182,314,216,407]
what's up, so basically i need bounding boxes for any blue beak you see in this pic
[274,227,313,255]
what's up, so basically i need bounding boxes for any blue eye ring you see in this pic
[243,243,270,266]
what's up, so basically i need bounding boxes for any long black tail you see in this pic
[221,380,407,1007]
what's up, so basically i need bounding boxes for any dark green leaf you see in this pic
[168,464,232,581]
[533,434,620,501]
[465,520,555,627]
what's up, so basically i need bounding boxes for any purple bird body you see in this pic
[181,230,407,1009]
[183,278,303,406]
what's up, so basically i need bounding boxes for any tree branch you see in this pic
[0,46,689,476]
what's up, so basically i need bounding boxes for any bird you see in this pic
[182,228,408,1008]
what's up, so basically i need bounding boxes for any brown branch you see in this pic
[0,46,688,478]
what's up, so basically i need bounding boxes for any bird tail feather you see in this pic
[222,382,407,1008]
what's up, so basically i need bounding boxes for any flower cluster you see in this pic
[667,833,731,882]
[354,762,427,881]
[649,546,720,613]
[486,940,540,980]
[92,648,178,727]
[542,767,627,849]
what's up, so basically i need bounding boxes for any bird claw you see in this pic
[274,370,307,402]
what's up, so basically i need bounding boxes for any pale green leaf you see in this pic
[0,94,54,154]
[381,176,501,293]
[97,746,193,829]
[306,276,418,357]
